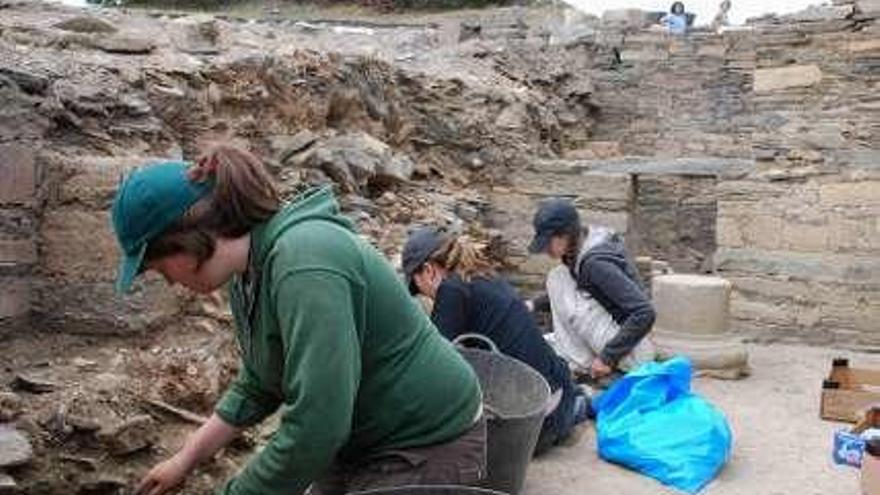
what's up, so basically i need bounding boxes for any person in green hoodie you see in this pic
[113,145,485,495]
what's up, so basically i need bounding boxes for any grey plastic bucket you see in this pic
[458,345,550,495]
[350,486,507,495]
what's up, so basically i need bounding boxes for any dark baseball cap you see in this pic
[402,226,445,295]
[528,198,580,254]
[111,161,213,293]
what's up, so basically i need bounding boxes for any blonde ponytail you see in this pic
[429,235,494,282]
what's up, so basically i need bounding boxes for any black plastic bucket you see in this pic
[350,486,507,495]
[458,346,550,495]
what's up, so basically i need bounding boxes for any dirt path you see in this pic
[525,344,875,495]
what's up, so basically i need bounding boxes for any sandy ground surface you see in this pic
[524,343,879,495]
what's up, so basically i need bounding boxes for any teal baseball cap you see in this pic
[111,161,212,293]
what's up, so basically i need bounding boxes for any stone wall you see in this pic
[631,173,717,272]
[486,159,633,294]
[714,14,880,344]
[0,145,38,338]
[502,10,879,345]
[488,157,748,294]
[585,30,754,159]
[715,177,880,344]
[35,153,190,335]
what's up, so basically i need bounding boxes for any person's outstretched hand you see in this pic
[590,357,612,378]
[136,413,240,495]
[136,452,194,495]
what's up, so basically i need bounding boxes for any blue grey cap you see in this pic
[528,198,580,254]
[402,226,445,295]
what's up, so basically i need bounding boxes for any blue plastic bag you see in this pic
[593,357,732,494]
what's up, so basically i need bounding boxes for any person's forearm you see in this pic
[600,309,655,366]
[178,413,242,468]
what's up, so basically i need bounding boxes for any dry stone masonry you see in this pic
[716,3,880,344]
[492,6,879,345]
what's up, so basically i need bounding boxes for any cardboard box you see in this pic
[821,358,880,423]
[831,404,880,468]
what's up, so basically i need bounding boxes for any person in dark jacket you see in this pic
[528,198,656,380]
[402,227,590,455]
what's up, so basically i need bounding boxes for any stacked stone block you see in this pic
[588,31,755,159]
[713,14,880,344]
[0,145,37,338]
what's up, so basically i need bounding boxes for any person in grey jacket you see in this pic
[528,198,656,379]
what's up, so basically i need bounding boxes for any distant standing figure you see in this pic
[663,2,689,35]
[712,0,732,32]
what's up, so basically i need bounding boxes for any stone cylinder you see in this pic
[652,274,731,336]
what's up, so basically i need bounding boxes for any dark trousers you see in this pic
[534,379,583,456]
[311,417,487,495]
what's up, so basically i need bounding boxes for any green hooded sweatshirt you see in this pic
[215,187,482,495]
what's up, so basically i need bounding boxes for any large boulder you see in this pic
[278,131,415,193]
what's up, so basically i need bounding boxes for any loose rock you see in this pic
[0,473,18,495]
[0,393,23,422]
[76,476,129,495]
[459,21,482,42]
[273,130,320,164]
[176,19,222,55]
[97,415,157,455]
[296,132,415,193]
[53,16,118,34]
[342,195,379,216]
[0,68,51,95]
[72,357,98,371]
[0,426,33,468]
[378,155,415,183]
[92,35,155,55]
[59,453,99,471]
[10,374,57,394]
[40,404,74,444]
[68,414,102,433]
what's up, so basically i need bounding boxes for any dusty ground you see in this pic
[525,343,874,495]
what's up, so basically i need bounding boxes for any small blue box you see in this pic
[833,429,866,468]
